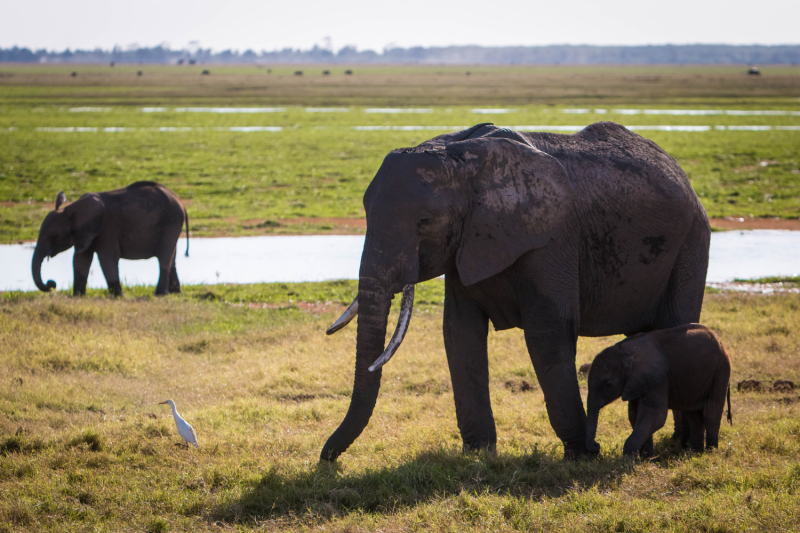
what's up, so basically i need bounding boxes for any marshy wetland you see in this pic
[0,64,799,531]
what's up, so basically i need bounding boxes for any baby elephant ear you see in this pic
[621,335,670,402]
[452,136,576,286]
[67,194,105,253]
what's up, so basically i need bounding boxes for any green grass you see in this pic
[1,103,798,242]
[1,63,799,243]
[0,283,798,531]
[735,275,800,285]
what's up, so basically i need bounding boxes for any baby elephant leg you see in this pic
[702,404,725,450]
[628,400,654,457]
[679,412,692,449]
[684,411,706,452]
[623,396,667,458]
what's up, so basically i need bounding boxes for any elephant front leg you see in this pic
[623,385,668,458]
[72,249,94,296]
[98,252,122,297]
[443,283,495,452]
[523,314,587,458]
[628,400,654,457]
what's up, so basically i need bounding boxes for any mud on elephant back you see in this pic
[32,181,189,297]
[321,122,711,462]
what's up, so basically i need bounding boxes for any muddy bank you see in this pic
[710,217,800,231]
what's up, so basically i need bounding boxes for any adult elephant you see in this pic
[322,122,710,461]
[32,181,188,296]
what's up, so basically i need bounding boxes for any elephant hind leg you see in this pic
[684,411,705,452]
[168,256,181,293]
[156,245,178,296]
[653,214,710,329]
[670,410,692,449]
[156,222,183,296]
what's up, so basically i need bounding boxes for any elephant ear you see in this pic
[620,335,670,402]
[66,194,105,253]
[450,136,575,286]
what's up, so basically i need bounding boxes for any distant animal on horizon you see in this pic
[32,181,188,297]
[159,399,199,448]
[585,324,732,457]
[321,122,710,462]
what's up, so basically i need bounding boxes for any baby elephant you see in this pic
[32,181,188,297]
[586,324,731,457]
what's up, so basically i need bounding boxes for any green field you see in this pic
[1,64,799,242]
[1,64,800,532]
[1,284,799,531]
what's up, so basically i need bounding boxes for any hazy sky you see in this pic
[3,0,799,52]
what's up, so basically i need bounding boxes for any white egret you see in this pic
[158,399,199,448]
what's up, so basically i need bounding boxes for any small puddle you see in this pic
[363,108,434,113]
[305,108,349,112]
[472,109,517,114]
[174,107,287,113]
[1,231,797,292]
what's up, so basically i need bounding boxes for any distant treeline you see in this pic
[2,44,800,65]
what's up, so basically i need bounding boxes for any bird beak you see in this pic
[158,401,167,405]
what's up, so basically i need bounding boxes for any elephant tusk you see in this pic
[369,284,415,372]
[326,296,359,335]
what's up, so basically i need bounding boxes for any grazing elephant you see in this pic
[32,181,188,297]
[585,324,732,457]
[322,122,710,461]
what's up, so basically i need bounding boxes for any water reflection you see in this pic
[1,231,797,292]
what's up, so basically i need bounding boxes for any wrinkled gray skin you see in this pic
[33,181,188,297]
[585,324,732,457]
[321,122,710,461]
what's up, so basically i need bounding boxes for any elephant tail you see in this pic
[726,383,732,425]
[184,209,190,257]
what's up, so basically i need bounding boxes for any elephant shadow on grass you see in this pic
[212,445,646,524]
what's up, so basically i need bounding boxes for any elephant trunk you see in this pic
[32,246,56,292]
[585,400,601,454]
[320,276,392,461]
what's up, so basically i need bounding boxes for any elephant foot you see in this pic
[108,282,123,297]
[461,438,496,455]
[563,444,597,460]
[169,285,181,294]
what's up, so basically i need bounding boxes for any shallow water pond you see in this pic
[1,230,797,292]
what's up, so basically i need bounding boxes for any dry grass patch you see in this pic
[0,285,797,531]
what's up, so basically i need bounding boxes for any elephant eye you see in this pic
[417,216,433,230]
